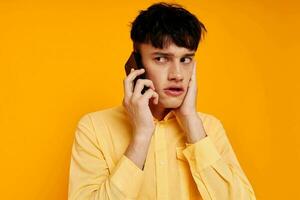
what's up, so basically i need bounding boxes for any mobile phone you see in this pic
[125,51,149,94]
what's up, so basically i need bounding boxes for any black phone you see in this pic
[125,51,149,94]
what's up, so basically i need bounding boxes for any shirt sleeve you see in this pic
[68,114,144,200]
[181,117,256,200]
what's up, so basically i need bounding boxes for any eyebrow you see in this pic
[151,52,195,57]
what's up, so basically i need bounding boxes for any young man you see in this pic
[68,2,256,200]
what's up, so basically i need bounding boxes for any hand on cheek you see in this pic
[174,61,207,142]
[174,61,198,117]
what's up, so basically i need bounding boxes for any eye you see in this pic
[154,56,168,63]
[180,57,192,64]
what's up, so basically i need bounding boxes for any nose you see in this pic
[168,62,183,82]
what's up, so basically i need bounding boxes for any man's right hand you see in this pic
[122,68,159,170]
[122,68,159,137]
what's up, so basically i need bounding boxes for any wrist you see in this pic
[133,131,152,143]
[181,115,207,143]
[177,113,199,130]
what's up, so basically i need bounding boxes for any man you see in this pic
[68,2,256,200]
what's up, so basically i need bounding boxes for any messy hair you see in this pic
[130,2,207,51]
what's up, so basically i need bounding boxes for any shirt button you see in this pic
[160,161,166,166]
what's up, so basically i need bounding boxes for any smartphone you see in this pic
[125,51,149,94]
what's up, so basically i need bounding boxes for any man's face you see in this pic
[139,42,195,109]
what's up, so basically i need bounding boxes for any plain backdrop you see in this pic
[0,0,299,199]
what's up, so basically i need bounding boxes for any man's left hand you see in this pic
[174,61,207,143]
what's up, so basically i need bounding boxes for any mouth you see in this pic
[164,86,185,97]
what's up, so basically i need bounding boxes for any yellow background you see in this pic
[1,0,299,199]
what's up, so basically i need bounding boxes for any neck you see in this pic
[149,101,172,121]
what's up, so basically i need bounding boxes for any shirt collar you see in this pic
[153,109,176,123]
[121,104,176,123]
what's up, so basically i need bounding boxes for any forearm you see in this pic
[186,154,256,199]
[124,133,152,170]
[181,118,256,199]
[69,115,146,199]
[178,113,207,144]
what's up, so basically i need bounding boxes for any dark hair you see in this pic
[130,2,207,51]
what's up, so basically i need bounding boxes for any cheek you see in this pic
[146,70,164,86]
[185,69,193,81]
[147,74,161,89]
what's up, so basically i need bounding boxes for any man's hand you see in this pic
[174,62,207,143]
[123,68,159,170]
[122,68,159,137]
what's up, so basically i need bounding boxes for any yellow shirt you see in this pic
[68,105,256,200]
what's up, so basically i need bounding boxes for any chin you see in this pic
[160,98,183,109]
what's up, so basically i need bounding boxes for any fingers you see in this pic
[132,79,155,98]
[123,68,145,97]
[189,61,197,88]
[191,61,196,81]
[123,68,158,106]
[142,88,159,104]
[127,68,145,84]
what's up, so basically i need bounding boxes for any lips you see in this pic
[164,85,185,91]
[164,85,185,96]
